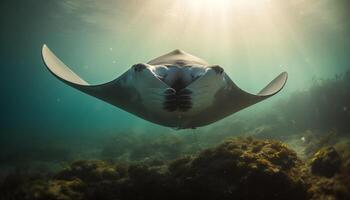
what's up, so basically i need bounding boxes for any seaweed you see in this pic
[275,70,350,134]
[0,137,311,200]
[310,147,341,177]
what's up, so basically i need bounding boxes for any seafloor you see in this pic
[0,71,349,200]
[0,136,349,200]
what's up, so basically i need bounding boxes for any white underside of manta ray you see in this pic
[41,45,288,129]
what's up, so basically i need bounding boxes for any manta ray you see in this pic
[42,45,287,129]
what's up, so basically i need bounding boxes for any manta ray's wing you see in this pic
[185,70,288,128]
[219,72,288,110]
[41,45,169,121]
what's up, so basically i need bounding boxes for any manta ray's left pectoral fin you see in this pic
[42,44,172,121]
[42,44,89,86]
[41,44,137,110]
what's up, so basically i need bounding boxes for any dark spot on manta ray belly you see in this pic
[163,88,192,112]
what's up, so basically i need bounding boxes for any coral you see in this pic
[5,137,350,200]
[168,137,308,200]
[310,146,341,177]
[29,179,86,200]
[1,137,310,200]
[55,160,121,183]
[334,138,350,174]
[0,172,85,200]
[308,175,350,200]
[305,138,350,200]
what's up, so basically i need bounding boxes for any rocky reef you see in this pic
[310,146,342,177]
[168,137,308,200]
[3,137,349,200]
[308,138,350,200]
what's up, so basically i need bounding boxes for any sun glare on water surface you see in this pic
[182,0,269,10]
[108,0,339,90]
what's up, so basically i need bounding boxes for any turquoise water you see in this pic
[0,0,349,163]
[1,1,350,199]
[1,0,349,133]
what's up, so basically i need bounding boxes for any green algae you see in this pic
[0,137,309,200]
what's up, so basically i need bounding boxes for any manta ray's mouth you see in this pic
[169,77,191,91]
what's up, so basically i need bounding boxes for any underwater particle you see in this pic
[109,47,113,51]
[112,60,116,64]
[42,45,288,129]
[305,57,310,63]
[310,146,341,178]
[301,136,306,142]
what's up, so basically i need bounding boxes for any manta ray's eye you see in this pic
[210,65,224,74]
[133,63,147,72]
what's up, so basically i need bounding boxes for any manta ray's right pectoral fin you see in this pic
[190,72,288,128]
[223,71,288,113]
[257,72,288,97]
[41,44,135,109]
